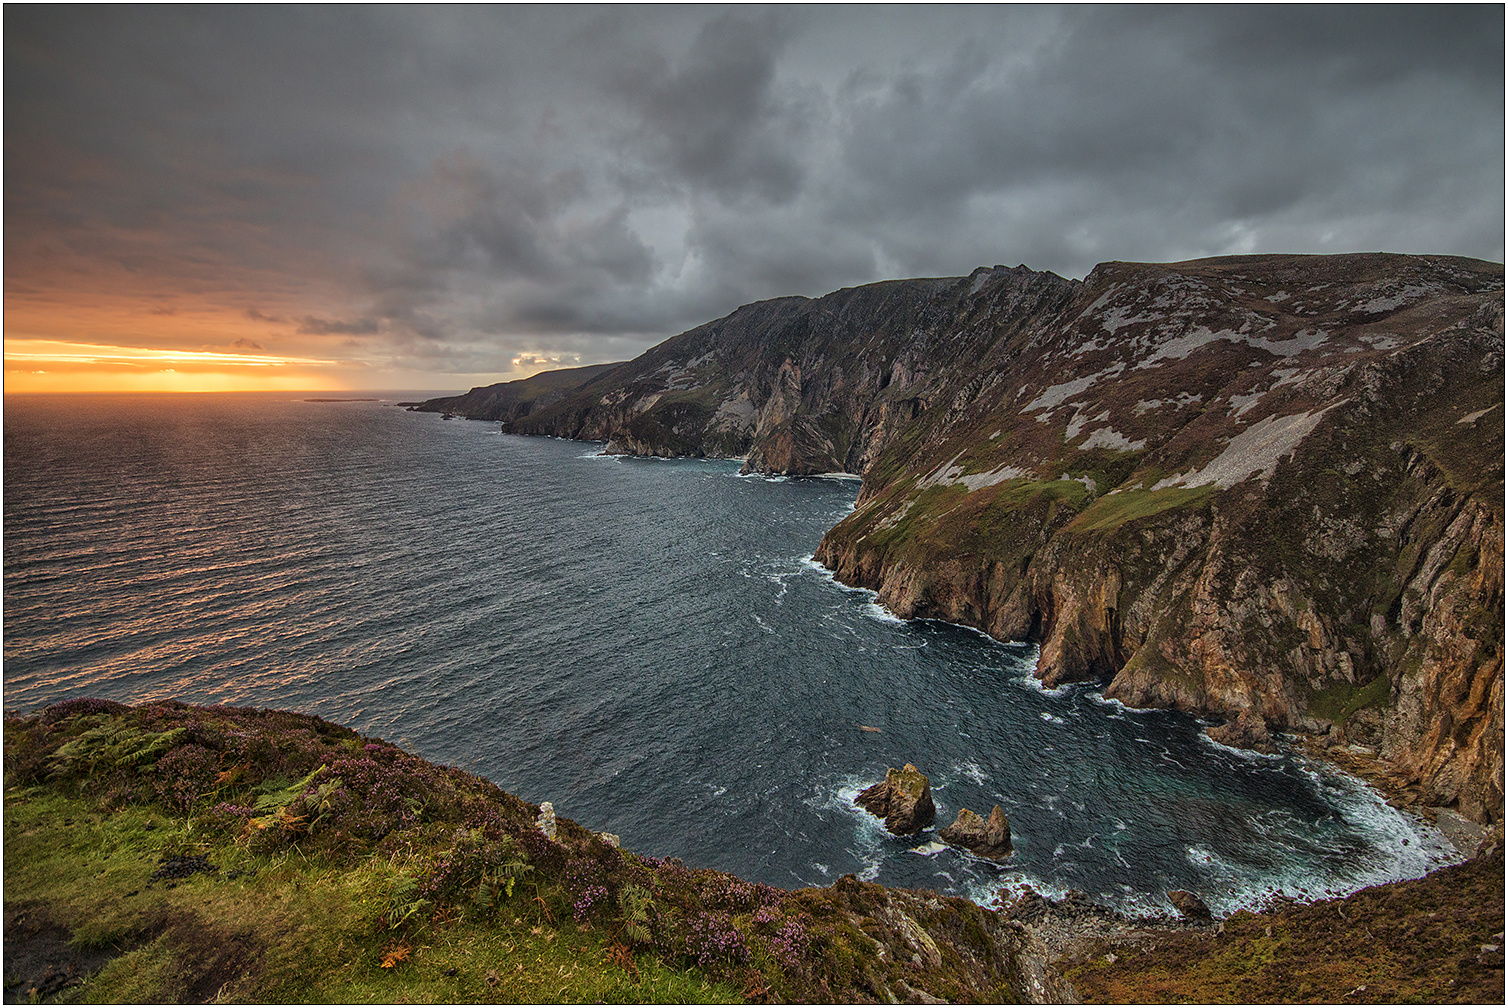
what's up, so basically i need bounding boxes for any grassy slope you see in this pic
[4,789,735,1004]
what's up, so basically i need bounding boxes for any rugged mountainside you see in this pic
[419,253,1505,826]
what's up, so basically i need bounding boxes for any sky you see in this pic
[5,5,1503,394]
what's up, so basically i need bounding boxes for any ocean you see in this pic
[2,392,1459,915]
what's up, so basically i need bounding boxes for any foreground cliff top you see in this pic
[3,699,1071,1003]
[6,698,1503,1004]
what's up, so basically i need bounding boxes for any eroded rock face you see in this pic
[938,805,1013,860]
[814,255,1504,826]
[857,764,937,835]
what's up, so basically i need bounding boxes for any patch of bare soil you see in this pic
[4,853,257,1005]
[3,904,113,1004]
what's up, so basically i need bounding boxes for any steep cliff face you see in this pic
[422,253,1504,824]
[815,253,1504,824]
[422,266,1079,474]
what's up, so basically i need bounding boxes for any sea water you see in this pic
[2,393,1459,915]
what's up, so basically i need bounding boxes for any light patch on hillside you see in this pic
[1098,304,1162,335]
[1066,407,1109,439]
[1079,428,1147,451]
[714,394,756,424]
[1152,405,1341,490]
[1133,393,1203,415]
[1134,324,1235,367]
[1361,284,1442,314]
[1227,392,1266,417]
[918,451,1031,491]
[1358,333,1403,351]
[1023,364,1126,412]
[1246,328,1330,357]
[959,463,1031,490]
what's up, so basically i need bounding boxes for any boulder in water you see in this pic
[938,805,1013,860]
[1205,709,1280,755]
[856,764,936,835]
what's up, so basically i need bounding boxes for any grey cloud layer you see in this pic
[6,5,1502,375]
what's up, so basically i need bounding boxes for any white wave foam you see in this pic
[1089,691,1138,713]
[1175,770,1463,917]
[863,601,906,625]
[1016,675,1069,697]
[1040,711,1067,725]
[953,759,988,786]
[909,841,949,856]
[1200,731,1286,761]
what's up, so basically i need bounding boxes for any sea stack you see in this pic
[857,764,937,835]
[938,805,1014,860]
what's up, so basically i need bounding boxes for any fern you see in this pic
[246,764,336,833]
[250,764,329,811]
[48,718,190,778]
[384,876,431,929]
[471,837,533,910]
[618,884,654,946]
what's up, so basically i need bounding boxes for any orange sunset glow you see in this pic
[4,339,346,394]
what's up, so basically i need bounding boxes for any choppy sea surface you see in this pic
[3,392,1459,915]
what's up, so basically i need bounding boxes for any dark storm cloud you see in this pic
[298,316,380,337]
[6,5,1501,378]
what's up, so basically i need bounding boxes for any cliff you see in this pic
[420,253,1505,826]
[419,265,1080,472]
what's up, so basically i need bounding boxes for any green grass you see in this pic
[1306,675,1392,726]
[1068,485,1213,533]
[3,788,736,1004]
[4,700,1043,1004]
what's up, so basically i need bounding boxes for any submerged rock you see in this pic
[1167,889,1213,920]
[857,763,936,835]
[938,804,1013,860]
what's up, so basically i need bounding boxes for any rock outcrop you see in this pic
[857,764,937,835]
[937,805,1013,861]
[423,252,1504,827]
[1204,709,1280,754]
